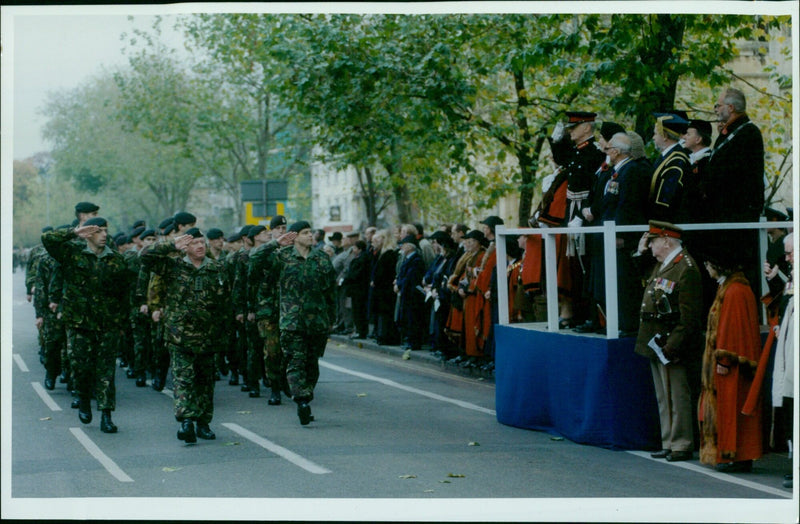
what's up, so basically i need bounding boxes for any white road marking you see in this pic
[13,354,29,372]
[222,423,332,475]
[31,382,62,411]
[69,427,134,482]
[626,451,792,499]
[320,360,496,416]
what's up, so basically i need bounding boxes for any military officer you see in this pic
[42,217,129,433]
[141,228,230,444]
[634,220,703,461]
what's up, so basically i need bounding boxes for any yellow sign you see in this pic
[245,202,285,226]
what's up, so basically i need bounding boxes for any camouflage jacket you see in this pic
[230,247,251,317]
[41,228,130,330]
[25,244,47,295]
[261,240,336,333]
[248,242,280,322]
[141,242,231,354]
[33,252,59,319]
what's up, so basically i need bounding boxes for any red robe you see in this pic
[699,273,762,465]
[475,248,497,349]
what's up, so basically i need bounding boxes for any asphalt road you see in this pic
[3,270,796,522]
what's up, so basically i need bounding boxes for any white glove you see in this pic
[541,173,556,193]
[551,121,565,142]
[568,217,584,229]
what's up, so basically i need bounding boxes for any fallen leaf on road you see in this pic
[398,474,417,479]
[468,441,480,446]
[447,473,465,478]
[357,393,367,397]
[162,467,182,472]
[439,480,451,484]
[236,411,252,414]
[550,437,564,441]
[224,442,241,446]
[39,417,52,421]
[424,490,435,493]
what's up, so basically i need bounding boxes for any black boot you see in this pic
[135,374,147,387]
[196,423,216,440]
[177,420,196,443]
[228,372,239,386]
[44,372,56,391]
[268,389,282,406]
[125,368,136,379]
[100,410,118,433]
[70,391,80,409]
[248,387,261,398]
[151,377,163,392]
[78,398,92,424]
[297,402,312,425]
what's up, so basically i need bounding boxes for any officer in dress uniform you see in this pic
[648,113,691,222]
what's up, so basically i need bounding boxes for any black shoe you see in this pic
[666,450,693,462]
[135,375,147,387]
[177,420,196,443]
[229,373,239,386]
[241,384,251,392]
[249,389,261,398]
[119,359,127,368]
[59,372,68,384]
[196,423,216,440]
[268,390,282,406]
[100,410,117,433]
[297,402,312,425]
[71,395,80,409]
[650,449,670,459]
[715,460,752,473]
[572,321,599,334]
[125,368,136,379]
[152,377,164,392]
[44,374,56,390]
[78,399,92,424]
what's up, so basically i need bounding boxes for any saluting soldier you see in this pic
[142,228,231,444]
[259,220,337,425]
[240,225,271,398]
[131,228,157,387]
[42,217,130,433]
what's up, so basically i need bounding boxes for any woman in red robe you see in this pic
[698,255,762,472]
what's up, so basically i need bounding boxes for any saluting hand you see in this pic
[174,234,192,251]
[637,233,650,255]
[277,231,296,247]
[74,224,100,238]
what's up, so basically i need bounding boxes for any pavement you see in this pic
[328,333,495,382]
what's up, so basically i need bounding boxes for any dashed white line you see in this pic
[31,382,62,411]
[13,354,29,372]
[319,360,496,416]
[69,427,134,482]
[626,451,792,499]
[222,423,332,474]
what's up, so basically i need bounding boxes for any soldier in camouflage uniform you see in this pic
[42,217,129,433]
[229,225,254,389]
[141,228,231,444]
[205,227,229,379]
[222,230,244,385]
[33,248,64,390]
[130,228,157,387]
[259,220,336,425]
[147,219,178,391]
[240,225,271,398]
[27,226,53,363]
[248,215,289,406]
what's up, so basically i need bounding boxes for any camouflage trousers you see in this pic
[151,320,170,382]
[132,311,153,377]
[281,330,327,403]
[258,319,287,392]
[245,320,264,390]
[42,311,65,378]
[66,327,117,410]
[168,343,215,425]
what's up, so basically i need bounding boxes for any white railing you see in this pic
[495,219,777,340]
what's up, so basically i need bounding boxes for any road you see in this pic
[3,270,796,522]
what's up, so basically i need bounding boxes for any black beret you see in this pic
[129,226,145,239]
[206,228,224,240]
[399,234,418,246]
[289,220,312,234]
[464,230,485,242]
[162,223,176,235]
[329,231,343,241]
[173,211,196,226]
[270,215,287,229]
[158,217,175,230]
[599,122,626,142]
[225,232,243,243]
[115,235,129,246]
[140,228,156,240]
[83,217,108,228]
[75,201,99,214]
[239,225,253,237]
[248,225,267,238]
[184,227,204,238]
[132,219,146,229]
[41,226,54,234]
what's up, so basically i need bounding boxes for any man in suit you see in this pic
[634,221,703,462]
[648,114,691,222]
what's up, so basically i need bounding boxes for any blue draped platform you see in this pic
[495,324,661,450]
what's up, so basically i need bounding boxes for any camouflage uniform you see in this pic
[141,242,230,424]
[261,240,336,403]
[147,256,171,389]
[26,243,47,358]
[231,246,256,389]
[248,242,288,399]
[42,228,129,412]
[126,248,153,384]
[33,252,65,385]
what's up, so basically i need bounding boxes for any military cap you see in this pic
[645,220,682,239]
[346,231,360,238]
[158,217,174,231]
[112,232,125,242]
[162,222,176,235]
[654,113,689,138]
[289,220,312,234]
[75,201,99,214]
[248,225,267,238]
[115,235,130,246]
[41,226,54,234]
[184,227,204,238]
[173,211,196,226]
[688,119,713,141]
[132,219,146,229]
[206,228,224,240]
[464,229,486,242]
[765,207,790,222]
[225,231,243,243]
[129,226,145,239]
[329,231,343,241]
[269,215,287,229]
[564,111,597,127]
[140,228,156,240]
[599,122,626,142]
[480,215,505,232]
[398,234,418,246]
[83,216,108,228]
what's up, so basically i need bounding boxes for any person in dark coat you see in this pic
[648,113,691,222]
[394,235,427,351]
[369,230,399,345]
[343,240,371,339]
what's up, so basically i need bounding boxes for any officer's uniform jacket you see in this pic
[648,144,690,222]
[634,248,703,361]
[248,242,281,323]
